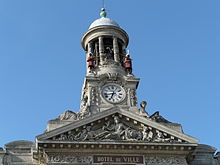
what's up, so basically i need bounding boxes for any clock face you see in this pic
[102,84,125,103]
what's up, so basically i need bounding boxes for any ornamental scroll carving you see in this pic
[48,155,92,164]
[145,156,187,165]
[91,87,99,105]
[52,115,185,143]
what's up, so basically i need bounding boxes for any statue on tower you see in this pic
[87,53,96,73]
[124,53,132,74]
[105,46,114,60]
[139,101,150,117]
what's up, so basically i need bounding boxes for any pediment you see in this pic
[37,108,198,144]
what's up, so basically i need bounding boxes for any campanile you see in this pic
[1,8,219,165]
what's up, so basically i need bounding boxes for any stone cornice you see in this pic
[37,108,199,144]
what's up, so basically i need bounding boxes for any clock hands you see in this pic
[103,85,125,103]
[105,91,116,101]
[110,91,116,100]
[104,91,115,101]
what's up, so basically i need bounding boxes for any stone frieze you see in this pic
[48,155,92,164]
[145,156,187,165]
[51,115,185,143]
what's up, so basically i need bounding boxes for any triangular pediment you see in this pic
[36,108,199,144]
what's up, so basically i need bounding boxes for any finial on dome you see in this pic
[100,8,107,18]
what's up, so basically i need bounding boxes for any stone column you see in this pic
[95,42,99,66]
[99,36,104,65]
[86,42,93,74]
[113,37,120,62]
[88,42,92,54]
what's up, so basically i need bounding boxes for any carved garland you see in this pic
[48,155,92,164]
[145,156,187,165]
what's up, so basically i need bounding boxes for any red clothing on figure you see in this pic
[87,55,95,70]
[124,55,132,74]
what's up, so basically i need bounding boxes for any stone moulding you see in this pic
[37,141,197,153]
[45,154,188,165]
[36,108,199,144]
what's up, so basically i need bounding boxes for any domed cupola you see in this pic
[81,8,130,76]
[89,17,119,29]
[89,8,120,29]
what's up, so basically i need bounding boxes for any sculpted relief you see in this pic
[55,110,77,121]
[130,89,137,107]
[145,156,187,165]
[52,115,185,143]
[48,155,92,164]
[48,155,187,165]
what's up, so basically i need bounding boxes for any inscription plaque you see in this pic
[93,155,144,164]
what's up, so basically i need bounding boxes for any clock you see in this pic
[102,84,126,103]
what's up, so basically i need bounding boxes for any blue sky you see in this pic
[0,0,219,151]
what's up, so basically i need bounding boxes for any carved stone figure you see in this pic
[142,126,149,141]
[55,110,77,121]
[74,127,89,141]
[52,115,185,143]
[102,116,142,141]
[124,54,132,74]
[81,126,108,141]
[105,46,114,60]
[139,101,150,117]
[104,116,127,140]
[154,130,174,143]
[87,53,96,72]
[150,111,171,123]
[130,89,137,106]
[142,126,154,141]
[147,127,154,141]
[125,128,142,141]
[154,130,165,142]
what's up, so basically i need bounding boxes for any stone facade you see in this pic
[1,8,219,165]
[1,141,219,165]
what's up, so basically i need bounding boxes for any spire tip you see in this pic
[100,8,107,18]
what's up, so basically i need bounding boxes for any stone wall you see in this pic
[0,141,38,165]
[1,141,219,165]
[189,144,220,165]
